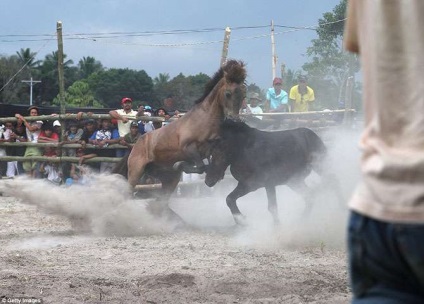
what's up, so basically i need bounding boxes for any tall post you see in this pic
[271,20,277,80]
[56,21,66,141]
[56,21,65,116]
[21,77,41,105]
[220,27,231,67]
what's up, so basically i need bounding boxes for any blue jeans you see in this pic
[348,211,424,304]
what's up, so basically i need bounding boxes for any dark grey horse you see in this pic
[204,120,344,225]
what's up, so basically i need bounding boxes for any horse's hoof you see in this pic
[234,214,248,226]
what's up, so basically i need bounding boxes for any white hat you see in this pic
[53,120,61,127]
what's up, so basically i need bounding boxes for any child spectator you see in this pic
[65,148,97,186]
[38,123,59,157]
[15,106,43,178]
[141,106,155,133]
[119,121,141,156]
[8,123,27,175]
[153,107,168,129]
[60,121,83,157]
[39,161,62,185]
[89,118,119,173]
[38,123,61,184]
[0,122,19,177]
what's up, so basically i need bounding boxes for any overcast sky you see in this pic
[0,0,342,90]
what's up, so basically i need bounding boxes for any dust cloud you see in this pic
[0,128,361,250]
[177,127,362,251]
[0,174,172,236]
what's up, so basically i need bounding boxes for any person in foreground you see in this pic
[344,1,424,303]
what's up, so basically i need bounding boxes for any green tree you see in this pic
[0,55,25,104]
[78,56,104,79]
[164,73,210,111]
[87,68,154,108]
[16,48,41,76]
[52,80,101,107]
[38,51,76,104]
[302,0,360,110]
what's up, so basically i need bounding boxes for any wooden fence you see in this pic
[0,109,357,189]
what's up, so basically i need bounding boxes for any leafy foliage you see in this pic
[302,0,360,110]
[86,68,154,108]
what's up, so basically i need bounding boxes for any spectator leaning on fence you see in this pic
[15,106,43,178]
[109,97,138,157]
[289,75,315,113]
[265,77,289,113]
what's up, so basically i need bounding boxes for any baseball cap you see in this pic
[53,120,61,127]
[121,97,133,104]
[130,121,139,128]
[273,77,283,85]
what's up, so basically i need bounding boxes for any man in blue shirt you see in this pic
[265,77,289,112]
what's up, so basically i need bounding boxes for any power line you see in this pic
[0,20,345,43]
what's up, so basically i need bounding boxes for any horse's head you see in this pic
[204,139,231,187]
[220,61,246,120]
[204,60,246,119]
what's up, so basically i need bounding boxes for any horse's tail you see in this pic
[301,128,327,174]
[112,153,129,178]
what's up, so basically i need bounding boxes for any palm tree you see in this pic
[154,73,170,86]
[78,56,104,79]
[16,48,41,76]
[39,51,75,102]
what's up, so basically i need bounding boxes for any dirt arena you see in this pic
[0,130,359,303]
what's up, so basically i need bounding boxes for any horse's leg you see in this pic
[153,171,186,227]
[287,180,314,217]
[127,151,148,189]
[174,142,208,173]
[226,182,251,225]
[265,186,280,225]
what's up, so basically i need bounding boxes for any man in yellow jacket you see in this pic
[289,76,315,112]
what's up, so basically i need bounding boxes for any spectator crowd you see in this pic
[0,97,178,185]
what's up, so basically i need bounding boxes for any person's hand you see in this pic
[122,117,129,123]
[15,114,24,121]
[76,112,84,120]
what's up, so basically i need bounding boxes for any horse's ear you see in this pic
[223,70,228,82]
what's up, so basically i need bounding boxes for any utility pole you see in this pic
[21,77,41,106]
[271,20,277,80]
[57,21,66,142]
[57,21,65,116]
[220,27,231,67]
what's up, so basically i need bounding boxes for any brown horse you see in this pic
[115,60,246,221]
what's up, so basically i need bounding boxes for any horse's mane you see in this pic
[221,119,251,133]
[194,60,246,104]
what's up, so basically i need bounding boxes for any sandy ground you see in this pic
[0,129,359,303]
